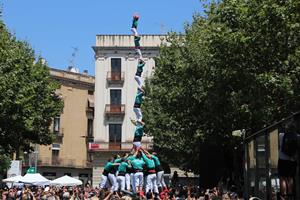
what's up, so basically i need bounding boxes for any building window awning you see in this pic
[88,95,94,108]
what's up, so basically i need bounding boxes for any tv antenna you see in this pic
[160,23,166,34]
[69,47,78,68]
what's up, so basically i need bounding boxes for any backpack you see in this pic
[282,132,298,157]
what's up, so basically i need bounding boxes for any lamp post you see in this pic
[34,144,38,173]
[232,129,247,199]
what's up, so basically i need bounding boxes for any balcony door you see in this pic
[109,124,122,150]
[110,89,121,112]
[111,58,121,80]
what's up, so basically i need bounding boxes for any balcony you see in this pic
[107,71,124,84]
[28,157,92,168]
[105,104,125,116]
[86,94,94,111]
[88,141,152,152]
[109,142,121,150]
[53,131,64,143]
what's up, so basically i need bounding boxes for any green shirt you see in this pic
[118,162,130,173]
[126,155,135,162]
[134,124,144,137]
[151,155,161,167]
[131,158,145,170]
[114,158,122,163]
[142,152,155,169]
[132,18,138,28]
[104,162,113,171]
[134,91,143,105]
[134,36,141,48]
[135,62,145,76]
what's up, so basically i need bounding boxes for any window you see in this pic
[53,117,60,133]
[88,90,94,95]
[111,58,121,81]
[52,149,59,165]
[52,143,60,150]
[109,124,122,147]
[110,90,121,105]
[88,153,93,162]
[111,58,121,72]
[87,119,93,138]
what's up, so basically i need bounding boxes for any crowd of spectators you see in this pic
[0,183,243,200]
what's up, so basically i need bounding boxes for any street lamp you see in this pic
[232,129,247,199]
[28,144,38,173]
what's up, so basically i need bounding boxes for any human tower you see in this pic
[98,15,168,197]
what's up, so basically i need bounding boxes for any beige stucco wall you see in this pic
[38,69,94,168]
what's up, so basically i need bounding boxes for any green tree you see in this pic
[0,19,63,160]
[0,147,11,175]
[143,0,300,186]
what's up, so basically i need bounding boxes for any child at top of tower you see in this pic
[131,15,139,36]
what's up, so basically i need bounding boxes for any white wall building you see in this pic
[91,35,166,186]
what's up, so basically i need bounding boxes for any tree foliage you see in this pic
[143,0,300,185]
[0,19,63,160]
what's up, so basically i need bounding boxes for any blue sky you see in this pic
[2,0,203,75]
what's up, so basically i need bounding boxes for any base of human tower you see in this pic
[90,141,152,187]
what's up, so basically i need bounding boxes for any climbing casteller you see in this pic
[107,156,121,192]
[141,151,159,195]
[131,151,146,195]
[130,118,145,151]
[131,15,139,36]
[133,87,144,122]
[134,35,142,58]
[116,157,131,192]
[151,152,167,190]
[99,158,117,190]
[126,153,136,191]
[134,59,145,90]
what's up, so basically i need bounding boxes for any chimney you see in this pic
[67,66,79,73]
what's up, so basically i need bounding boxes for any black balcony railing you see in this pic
[23,157,92,168]
[53,131,64,143]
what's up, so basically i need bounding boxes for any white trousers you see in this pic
[133,107,142,121]
[135,49,142,58]
[133,172,143,193]
[108,173,118,192]
[131,28,138,36]
[99,175,108,189]
[130,173,134,191]
[125,173,131,190]
[157,171,166,188]
[146,174,158,193]
[117,175,126,191]
[133,141,141,149]
[134,75,143,89]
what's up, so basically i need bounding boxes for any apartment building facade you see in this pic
[91,35,166,186]
[22,68,95,184]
